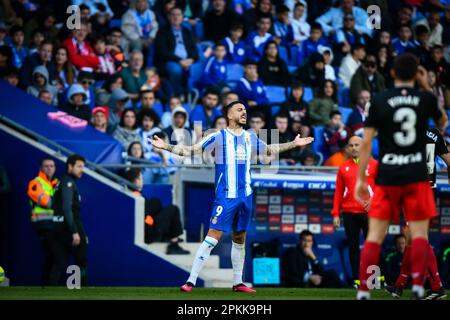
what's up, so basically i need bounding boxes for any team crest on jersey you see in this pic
[212,216,218,225]
[236,144,247,160]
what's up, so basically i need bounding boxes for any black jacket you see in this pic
[59,103,91,121]
[53,173,85,237]
[383,250,404,285]
[19,52,57,89]
[203,9,237,43]
[282,245,325,287]
[154,25,199,73]
[257,57,291,87]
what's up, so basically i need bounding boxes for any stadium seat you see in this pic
[338,87,350,107]
[315,238,348,283]
[338,106,352,124]
[271,105,280,116]
[152,102,165,118]
[187,62,205,92]
[264,86,287,105]
[279,46,289,64]
[288,66,297,74]
[226,63,244,82]
[312,126,329,160]
[290,45,300,66]
[303,87,314,102]
[109,19,121,29]
[194,21,204,41]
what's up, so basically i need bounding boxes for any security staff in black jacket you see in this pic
[49,154,87,286]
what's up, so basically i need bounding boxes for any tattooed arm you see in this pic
[148,135,204,157]
[265,135,314,156]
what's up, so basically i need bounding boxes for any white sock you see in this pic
[231,241,245,286]
[412,285,425,298]
[187,236,218,285]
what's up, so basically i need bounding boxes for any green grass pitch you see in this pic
[0,287,425,300]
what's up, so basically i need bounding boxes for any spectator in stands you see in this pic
[26,66,58,105]
[92,35,115,79]
[137,108,162,154]
[246,14,274,62]
[324,110,350,156]
[257,40,291,87]
[249,112,266,135]
[121,0,158,54]
[308,80,338,126]
[235,60,270,118]
[213,116,227,130]
[273,5,295,47]
[190,88,222,136]
[349,55,385,106]
[1,66,19,87]
[297,22,328,65]
[347,90,370,138]
[339,43,366,88]
[201,42,228,92]
[38,89,53,105]
[271,112,296,165]
[73,0,114,18]
[416,10,443,47]
[291,2,310,45]
[317,45,336,81]
[54,47,76,93]
[376,44,393,88]
[154,7,199,97]
[0,45,12,75]
[203,0,236,43]
[161,95,183,128]
[28,29,45,56]
[283,230,345,288]
[147,131,179,182]
[293,52,325,89]
[136,89,158,111]
[125,141,152,183]
[113,108,141,151]
[300,149,320,166]
[89,4,113,37]
[425,45,450,89]
[323,138,351,167]
[119,50,148,103]
[392,24,416,56]
[411,25,431,64]
[107,88,131,133]
[428,70,446,110]
[383,234,407,286]
[332,13,366,65]
[442,4,450,45]
[222,22,247,64]
[95,73,123,106]
[60,84,91,121]
[153,0,177,29]
[243,0,273,35]
[19,40,56,89]
[316,0,371,37]
[164,105,192,146]
[63,21,100,71]
[219,90,240,112]
[123,168,189,254]
[389,4,413,36]
[0,24,6,47]
[106,27,126,68]
[281,81,311,138]
[7,25,28,69]
[77,71,96,110]
[91,106,109,133]
[23,9,58,48]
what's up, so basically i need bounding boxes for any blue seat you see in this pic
[290,45,300,66]
[312,126,329,160]
[194,21,204,41]
[338,87,350,106]
[187,62,205,92]
[264,86,287,105]
[271,105,280,116]
[303,86,314,102]
[288,65,297,74]
[315,240,348,284]
[152,102,165,118]
[338,106,352,124]
[279,46,289,64]
[226,63,244,82]
[109,19,121,29]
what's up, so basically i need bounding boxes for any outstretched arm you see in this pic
[265,134,314,156]
[148,135,204,157]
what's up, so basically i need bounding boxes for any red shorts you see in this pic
[369,181,437,222]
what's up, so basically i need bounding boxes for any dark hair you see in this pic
[415,24,429,36]
[230,22,244,31]
[351,43,366,53]
[109,27,122,35]
[222,90,239,100]
[91,34,106,45]
[393,53,418,81]
[398,23,412,33]
[212,116,226,128]
[139,89,155,99]
[310,22,322,31]
[243,59,257,66]
[40,157,55,166]
[40,39,54,49]
[137,108,161,127]
[299,229,314,242]
[9,25,24,37]
[154,131,167,140]
[0,45,12,62]
[291,80,304,90]
[119,108,138,129]
[251,111,265,122]
[329,110,342,119]
[257,13,272,22]
[123,168,142,184]
[203,87,220,98]
[1,66,19,78]
[169,6,183,14]
[127,141,144,158]
[275,112,289,120]
[394,234,406,243]
[294,2,305,8]
[223,100,245,117]
[276,4,290,14]
[103,73,123,92]
[79,3,90,11]
[38,89,51,98]
[318,80,337,102]
[66,154,86,170]
[214,42,226,49]
[263,40,279,58]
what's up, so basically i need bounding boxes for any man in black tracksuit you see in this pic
[49,154,88,286]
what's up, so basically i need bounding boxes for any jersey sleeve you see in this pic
[364,98,378,129]
[200,131,219,152]
[249,131,267,154]
[427,93,443,123]
[435,130,449,156]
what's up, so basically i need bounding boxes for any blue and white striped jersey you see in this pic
[201,128,267,199]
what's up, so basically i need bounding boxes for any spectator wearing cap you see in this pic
[281,81,311,138]
[222,23,247,64]
[415,10,443,47]
[332,13,366,66]
[309,80,338,126]
[297,22,328,65]
[20,40,56,89]
[112,108,141,151]
[202,0,237,43]
[349,54,385,106]
[338,43,366,88]
[154,7,199,97]
[26,65,58,105]
[121,0,158,53]
[392,24,416,56]
[77,71,96,110]
[63,21,100,71]
[7,25,28,69]
[60,83,91,121]
[316,0,371,37]
[246,13,274,62]
[201,43,228,92]
[91,106,109,133]
[119,50,147,102]
[346,90,370,138]
[163,103,191,147]
[107,88,131,133]
[293,52,325,89]
[291,2,310,45]
[273,5,295,47]
[257,40,291,87]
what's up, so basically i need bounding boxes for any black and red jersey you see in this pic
[426,127,449,188]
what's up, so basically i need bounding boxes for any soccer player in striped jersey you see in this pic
[149,101,314,292]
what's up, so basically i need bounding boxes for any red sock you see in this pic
[395,246,411,289]
[359,241,381,291]
[427,244,443,291]
[410,237,429,287]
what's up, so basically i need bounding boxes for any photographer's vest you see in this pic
[29,176,58,223]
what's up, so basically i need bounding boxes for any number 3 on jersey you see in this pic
[393,108,417,147]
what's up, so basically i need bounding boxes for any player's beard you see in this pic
[238,116,247,126]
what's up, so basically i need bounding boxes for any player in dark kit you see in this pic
[354,53,448,300]
[385,128,450,300]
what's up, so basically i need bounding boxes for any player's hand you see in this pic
[72,233,81,247]
[354,178,369,206]
[148,135,167,150]
[303,247,316,260]
[333,216,340,228]
[363,197,372,212]
[310,275,322,286]
[416,65,431,91]
[294,134,314,147]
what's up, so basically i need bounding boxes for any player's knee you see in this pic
[207,228,223,241]
[232,232,246,244]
